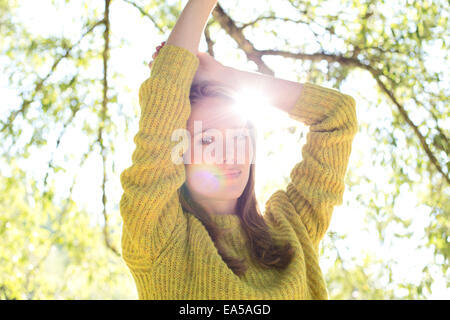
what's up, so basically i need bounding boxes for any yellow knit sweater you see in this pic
[119,44,358,300]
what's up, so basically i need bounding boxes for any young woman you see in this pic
[120,0,358,299]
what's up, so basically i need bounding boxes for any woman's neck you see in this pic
[192,196,238,216]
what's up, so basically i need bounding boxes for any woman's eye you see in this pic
[237,134,248,140]
[200,132,248,145]
[201,136,214,145]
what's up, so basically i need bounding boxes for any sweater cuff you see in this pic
[150,44,200,88]
[288,83,355,127]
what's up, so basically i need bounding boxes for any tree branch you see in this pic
[25,141,96,298]
[42,105,83,195]
[212,4,274,76]
[369,73,450,185]
[239,13,308,30]
[121,0,164,33]
[98,0,120,257]
[204,21,215,57]
[0,20,104,135]
[212,4,449,184]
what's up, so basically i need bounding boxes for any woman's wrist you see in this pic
[220,66,263,92]
[166,0,218,55]
[221,65,304,114]
[220,66,243,90]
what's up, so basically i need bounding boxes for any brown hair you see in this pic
[178,80,294,277]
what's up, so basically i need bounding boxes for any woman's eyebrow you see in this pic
[193,126,247,137]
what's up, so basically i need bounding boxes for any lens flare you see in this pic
[190,166,222,192]
[231,87,272,130]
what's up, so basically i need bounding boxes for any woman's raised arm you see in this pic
[120,0,217,268]
[218,66,358,252]
[165,0,218,55]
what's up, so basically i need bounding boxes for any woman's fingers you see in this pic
[152,45,164,58]
[149,41,166,69]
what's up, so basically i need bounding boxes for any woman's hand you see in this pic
[149,42,226,84]
[148,41,166,69]
[193,51,226,84]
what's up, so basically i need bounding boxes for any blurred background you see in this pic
[0,0,448,299]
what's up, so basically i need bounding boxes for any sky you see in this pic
[1,0,448,298]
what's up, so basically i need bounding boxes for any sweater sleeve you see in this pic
[119,44,199,266]
[270,83,358,250]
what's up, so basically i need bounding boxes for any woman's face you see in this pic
[183,96,254,201]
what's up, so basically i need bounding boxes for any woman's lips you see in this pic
[219,169,241,178]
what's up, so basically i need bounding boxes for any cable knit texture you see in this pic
[119,44,358,300]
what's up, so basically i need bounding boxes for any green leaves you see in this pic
[0,0,448,300]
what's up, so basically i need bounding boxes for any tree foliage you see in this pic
[1,0,448,299]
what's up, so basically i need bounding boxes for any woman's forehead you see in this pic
[188,98,247,132]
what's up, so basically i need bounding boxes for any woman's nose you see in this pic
[222,136,248,165]
[223,144,236,164]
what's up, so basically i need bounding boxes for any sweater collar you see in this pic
[210,213,241,229]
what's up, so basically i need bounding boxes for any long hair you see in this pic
[178,80,294,277]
